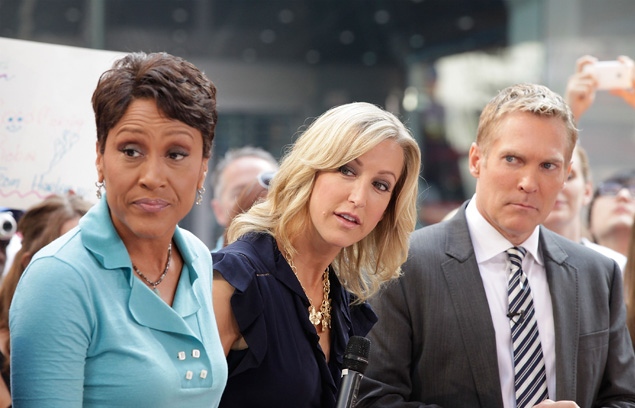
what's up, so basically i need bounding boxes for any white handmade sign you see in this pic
[0,37,123,210]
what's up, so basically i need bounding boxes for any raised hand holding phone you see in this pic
[582,59,633,90]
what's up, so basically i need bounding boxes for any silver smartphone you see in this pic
[583,60,633,90]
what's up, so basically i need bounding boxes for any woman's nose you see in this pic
[348,182,367,208]
[139,156,166,189]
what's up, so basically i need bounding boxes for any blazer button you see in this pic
[177,351,186,360]
[185,370,193,380]
[192,349,201,358]
[200,370,208,379]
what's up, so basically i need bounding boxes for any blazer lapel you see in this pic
[442,210,505,408]
[540,228,579,401]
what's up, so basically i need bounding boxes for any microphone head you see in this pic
[342,336,371,374]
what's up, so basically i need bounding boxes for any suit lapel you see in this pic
[540,228,579,401]
[442,210,505,408]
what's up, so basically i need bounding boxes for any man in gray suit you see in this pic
[358,83,635,408]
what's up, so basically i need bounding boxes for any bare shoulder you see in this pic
[213,270,236,294]
[212,270,243,354]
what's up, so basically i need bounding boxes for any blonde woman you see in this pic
[213,102,421,407]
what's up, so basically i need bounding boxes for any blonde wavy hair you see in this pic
[227,102,421,302]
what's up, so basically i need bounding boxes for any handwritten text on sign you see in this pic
[0,37,123,210]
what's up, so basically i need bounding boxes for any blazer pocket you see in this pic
[577,328,609,399]
[579,328,609,351]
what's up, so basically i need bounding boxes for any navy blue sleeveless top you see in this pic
[212,233,377,408]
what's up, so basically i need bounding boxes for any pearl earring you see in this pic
[195,187,206,205]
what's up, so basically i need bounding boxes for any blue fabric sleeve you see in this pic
[10,255,93,407]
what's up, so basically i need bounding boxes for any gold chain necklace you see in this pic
[133,243,172,295]
[283,254,331,331]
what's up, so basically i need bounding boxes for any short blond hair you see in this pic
[476,83,578,163]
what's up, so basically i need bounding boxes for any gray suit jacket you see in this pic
[358,202,635,408]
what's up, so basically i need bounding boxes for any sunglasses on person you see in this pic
[596,180,635,197]
[257,171,276,189]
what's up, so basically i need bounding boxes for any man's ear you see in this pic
[468,142,482,178]
[564,161,573,188]
[582,181,593,206]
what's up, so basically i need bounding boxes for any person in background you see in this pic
[0,193,93,407]
[623,213,635,347]
[621,208,635,351]
[543,144,627,269]
[9,52,227,407]
[358,83,635,407]
[565,54,635,120]
[212,101,421,407]
[220,170,276,248]
[210,146,279,251]
[587,169,635,257]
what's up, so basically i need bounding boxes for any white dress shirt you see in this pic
[581,237,627,272]
[465,197,556,408]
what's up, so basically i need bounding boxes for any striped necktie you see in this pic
[507,246,548,408]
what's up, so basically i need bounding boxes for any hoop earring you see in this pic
[95,181,105,199]
[195,187,205,206]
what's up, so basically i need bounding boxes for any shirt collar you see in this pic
[466,195,542,265]
[79,194,200,282]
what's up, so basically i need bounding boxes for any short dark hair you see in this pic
[92,52,217,158]
[588,169,635,226]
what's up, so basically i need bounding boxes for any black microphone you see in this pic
[507,309,525,322]
[335,336,371,408]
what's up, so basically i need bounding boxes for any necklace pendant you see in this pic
[308,306,322,326]
[152,287,161,296]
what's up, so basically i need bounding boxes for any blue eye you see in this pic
[374,181,390,192]
[339,165,354,176]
